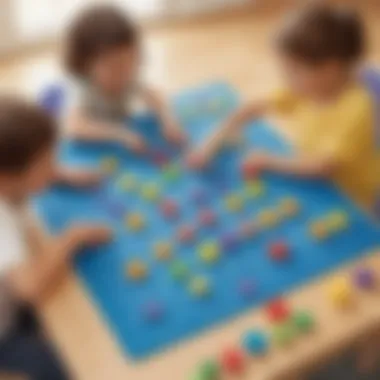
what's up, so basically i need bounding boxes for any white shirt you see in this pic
[0,198,29,337]
[0,199,28,274]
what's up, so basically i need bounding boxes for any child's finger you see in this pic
[85,226,113,245]
[133,141,148,154]
[176,131,188,145]
[186,153,205,169]
[241,156,263,179]
[85,171,104,185]
[94,227,113,242]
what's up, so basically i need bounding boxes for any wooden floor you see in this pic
[1,1,379,101]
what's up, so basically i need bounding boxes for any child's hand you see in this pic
[61,169,104,188]
[66,225,112,254]
[186,148,211,170]
[163,121,187,145]
[242,151,275,175]
[123,130,147,153]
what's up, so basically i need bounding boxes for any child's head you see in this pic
[276,4,365,97]
[0,98,57,201]
[65,5,139,94]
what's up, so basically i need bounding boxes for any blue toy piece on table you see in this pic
[35,82,380,360]
[242,329,269,356]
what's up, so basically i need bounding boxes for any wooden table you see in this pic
[40,248,380,380]
[1,2,376,380]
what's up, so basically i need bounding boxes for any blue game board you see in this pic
[35,82,380,360]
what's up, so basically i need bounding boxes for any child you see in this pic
[64,5,186,152]
[0,97,111,379]
[188,4,379,211]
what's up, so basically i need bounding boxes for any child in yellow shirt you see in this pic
[188,4,379,211]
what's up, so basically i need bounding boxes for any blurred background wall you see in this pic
[0,0,371,55]
[0,0,253,54]
[0,0,377,98]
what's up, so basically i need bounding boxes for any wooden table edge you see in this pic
[40,247,380,380]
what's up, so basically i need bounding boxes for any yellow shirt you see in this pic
[272,84,380,208]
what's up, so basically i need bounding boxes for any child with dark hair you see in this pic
[64,5,185,152]
[188,4,379,213]
[0,98,111,379]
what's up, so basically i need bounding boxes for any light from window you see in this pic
[11,0,166,40]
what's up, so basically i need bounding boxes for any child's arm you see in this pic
[187,100,269,168]
[243,151,335,178]
[67,108,147,153]
[55,166,104,188]
[242,97,372,180]
[6,222,111,305]
[142,87,186,145]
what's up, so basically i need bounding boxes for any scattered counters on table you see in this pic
[353,267,376,290]
[310,220,329,240]
[220,348,245,374]
[170,260,189,281]
[189,302,318,379]
[257,209,278,229]
[189,276,211,298]
[272,321,297,347]
[310,210,350,240]
[242,329,269,356]
[160,199,180,220]
[269,242,290,262]
[244,180,264,199]
[199,209,217,226]
[141,182,160,201]
[162,162,181,182]
[118,174,138,192]
[224,194,244,213]
[154,241,173,261]
[192,359,220,380]
[292,310,315,334]
[328,276,353,309]
[326,210,349,231]
[38,84,380,364]
[125,260,148,281]
[220,232,240,252]
[279,197,300,217]
[143,301,165,323]
[125,212,146,231]
[178,225,196,244]
[100,156,118,174]
[266,298,291,323]
[199,241,221,264]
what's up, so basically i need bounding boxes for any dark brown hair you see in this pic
[0,98,56,173]
[65,5,139,77]
[277,4,365,64]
